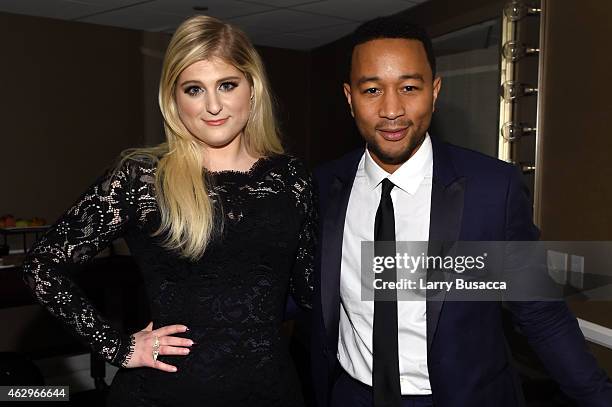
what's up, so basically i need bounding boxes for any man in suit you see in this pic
[311,15,612,407]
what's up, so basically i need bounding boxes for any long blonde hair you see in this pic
[118,15,283,261]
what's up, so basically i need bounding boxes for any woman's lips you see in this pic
[377,127,408,141]
[204,118,229,126]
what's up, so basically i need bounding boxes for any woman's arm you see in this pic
[22,159,139,367]
[287,157,318,311]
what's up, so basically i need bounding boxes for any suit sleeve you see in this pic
[504,166,612,406]
[310,166,334,407]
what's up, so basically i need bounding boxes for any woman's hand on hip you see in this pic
[124,322,193,372]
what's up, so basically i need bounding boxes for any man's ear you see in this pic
[343,82,354,117]
[432,76,442,112]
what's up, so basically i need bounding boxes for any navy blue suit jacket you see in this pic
[311,137,612,407]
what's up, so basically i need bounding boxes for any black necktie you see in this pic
[373,178,401,407]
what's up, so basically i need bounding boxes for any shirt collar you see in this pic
[364,133,433,195]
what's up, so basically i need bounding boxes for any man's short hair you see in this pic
[349,15,436,79]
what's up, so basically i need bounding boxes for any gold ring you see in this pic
[152,335,160,361]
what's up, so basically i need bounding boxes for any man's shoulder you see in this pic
[313,140,521,184]
[313,148,363,182]
[439,141,516,180]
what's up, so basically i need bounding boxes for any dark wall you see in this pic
[536,0,612,370]
[257,46,311,162]
[0,12,144,224]
[537,0,612,240]
[308,38,361,166]
[396,0,504,37]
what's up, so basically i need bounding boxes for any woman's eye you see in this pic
[402,85,416,92]
[363,88,379,95]
[219,81,238,92]
[185,86,203,96]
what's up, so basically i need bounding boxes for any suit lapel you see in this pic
[426,138,466,353]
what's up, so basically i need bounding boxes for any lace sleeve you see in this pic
[287,157,317,310]
[22,159,141,367]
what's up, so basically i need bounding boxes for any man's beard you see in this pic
[366,130,426,165]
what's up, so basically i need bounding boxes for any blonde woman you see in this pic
[22,15,314,406]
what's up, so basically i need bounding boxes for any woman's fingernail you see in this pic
[184,348,190,354]
[184,326,190,331]
[171,367,177,372]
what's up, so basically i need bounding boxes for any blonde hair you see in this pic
[118,15,283,261]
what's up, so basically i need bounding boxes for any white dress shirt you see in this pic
[337,134,434,394]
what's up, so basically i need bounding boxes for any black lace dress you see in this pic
[22,154,315,406]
